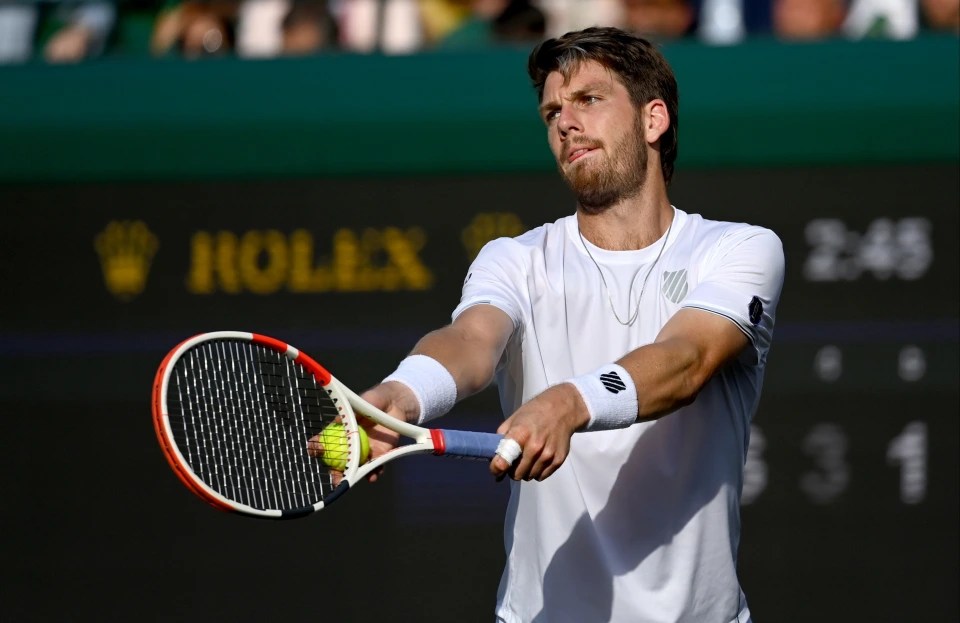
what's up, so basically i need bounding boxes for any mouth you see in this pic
[566,147,596,164]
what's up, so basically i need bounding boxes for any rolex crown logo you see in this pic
[461,212,525,260]
[95,220,159,301]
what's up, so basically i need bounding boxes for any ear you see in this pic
[643,99,670,144]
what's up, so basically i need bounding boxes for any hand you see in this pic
[355,382,420,482]
[44,25,93,63]
[490,383,589,482]
[151,6,184,55]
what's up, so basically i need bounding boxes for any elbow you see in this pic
[670,377,703,411]
[637,344,710,419]
[464,358,499,395]
[673,386,701,409]
[682,353,721,404]
[671,345,715,409]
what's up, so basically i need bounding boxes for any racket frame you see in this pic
[152,331,493,519]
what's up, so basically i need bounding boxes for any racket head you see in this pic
[152,331,365,519]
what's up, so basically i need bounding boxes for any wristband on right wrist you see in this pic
[382,354,457,425]
[566,363,638,431]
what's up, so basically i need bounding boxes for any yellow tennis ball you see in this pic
[355,425,371,464]
[318,423,370,471]
[361,427,371,462]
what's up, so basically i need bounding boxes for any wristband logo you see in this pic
[599,371,627,394]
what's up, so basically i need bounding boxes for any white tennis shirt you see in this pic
[452,208,784,623]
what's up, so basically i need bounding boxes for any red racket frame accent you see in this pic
[151,336,234,513]
[152,332,335,514]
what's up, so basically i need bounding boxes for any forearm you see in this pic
[617,338,706,421]
[382,305,513,424]
[410,324,501,400]
[557,338,704,433]
[617,309,750,421]
[491,312,745,481]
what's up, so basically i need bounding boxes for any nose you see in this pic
[557,106,582,138]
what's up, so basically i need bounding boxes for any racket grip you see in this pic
[435,430,503,459]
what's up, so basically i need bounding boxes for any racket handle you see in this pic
[434,430,503,459]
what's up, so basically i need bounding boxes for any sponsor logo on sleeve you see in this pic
[749,296,763,325]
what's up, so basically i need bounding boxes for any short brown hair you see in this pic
[527,27,679,184]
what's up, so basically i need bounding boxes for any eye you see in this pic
[582,95,599,105]
[544,109,560,124]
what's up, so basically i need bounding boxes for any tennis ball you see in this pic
[318,423,370,471]
[357,426,371,464]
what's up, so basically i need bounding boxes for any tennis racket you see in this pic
[152,331,519,519]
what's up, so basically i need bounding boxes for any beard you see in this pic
[558,114,648,214]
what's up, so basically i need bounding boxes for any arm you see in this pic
[490,307,750,481]
[403,304,516,411]
[45,2,116,63]
[624,308,749,419]
[357,304,514,480]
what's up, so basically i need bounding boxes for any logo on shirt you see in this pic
[599,371,627,394]
[661,269,689,303]
[749,296,763,325]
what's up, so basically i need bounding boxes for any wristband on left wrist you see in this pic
[565,363,638,431]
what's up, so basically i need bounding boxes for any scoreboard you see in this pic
[1,163,956,621]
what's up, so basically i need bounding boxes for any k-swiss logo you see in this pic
[749,296,763,325]
[661,269,689,303]
[599,371,627,394]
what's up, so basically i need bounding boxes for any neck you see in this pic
[576,177,673,251]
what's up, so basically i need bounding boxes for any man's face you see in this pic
[540,60,648,212]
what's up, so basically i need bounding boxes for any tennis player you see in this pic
[363,26,784,623]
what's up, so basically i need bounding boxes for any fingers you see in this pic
[491,437,522,481]
[360,421,400,483]
[490,431,568,482]
[496,438,522,464]
[366,467,385,483]
[492,387,582,482]
[490,454,513,481]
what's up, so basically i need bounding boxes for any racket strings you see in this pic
[167,339,340,511]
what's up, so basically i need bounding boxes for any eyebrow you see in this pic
[538,81,613,117]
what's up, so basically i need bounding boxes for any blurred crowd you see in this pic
[0,0,957,64]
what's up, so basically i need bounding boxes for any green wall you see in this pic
[1,35,957,182]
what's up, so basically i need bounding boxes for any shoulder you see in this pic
[474,215,573,265]
[678,211,783,261]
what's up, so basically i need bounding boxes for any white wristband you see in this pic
[382,355,457,425]
[566,363,638,431]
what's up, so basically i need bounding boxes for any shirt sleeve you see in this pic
[681,226,785,360]
[451,237,526,328]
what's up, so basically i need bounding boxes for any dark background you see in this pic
[2,38,958,623]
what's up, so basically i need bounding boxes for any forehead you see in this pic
[542,60,623,100]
